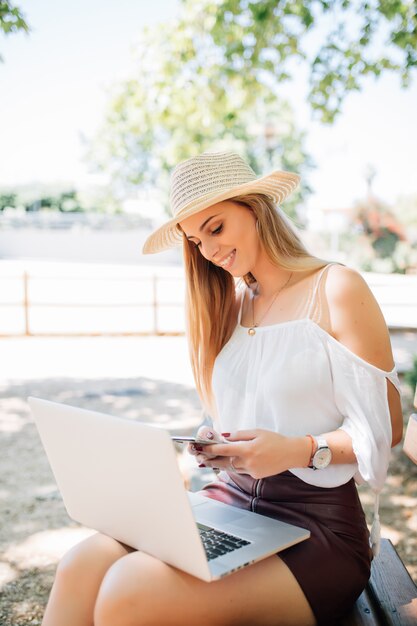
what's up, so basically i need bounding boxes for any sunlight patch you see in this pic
[380,524,401,544]
[0,561,17,588]
[4,527,95,568]
[0,416,26,433]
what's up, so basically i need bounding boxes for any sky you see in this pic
[0,0,416,214]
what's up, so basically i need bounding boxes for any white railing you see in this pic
[0,269,185,336]
[0,265,416,337]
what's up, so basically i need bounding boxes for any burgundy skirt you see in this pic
[199,470,372,625]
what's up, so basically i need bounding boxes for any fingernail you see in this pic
[195,445,203,451]
[221,432,231,437]
[206,431,214,440]
[198,463,206,468]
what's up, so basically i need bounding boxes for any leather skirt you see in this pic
[199,470,372,625]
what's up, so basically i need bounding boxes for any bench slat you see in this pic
[340,539,417,625]
[339,588,383,625]
[367,539,417,626]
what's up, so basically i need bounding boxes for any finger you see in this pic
[222,429,258,442]
[203,442,244,457]
[202,456,236,471]
[188,442,206,456]
[197,426,224,443]
[197,426,215,440]
[188,443,198,456]
[196,452,217,464]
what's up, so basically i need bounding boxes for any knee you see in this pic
[55,532,127,588]
[54,539,90,587]
[94,553,167,626]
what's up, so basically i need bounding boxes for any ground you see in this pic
[0,337,416,625]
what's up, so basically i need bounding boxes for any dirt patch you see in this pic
[0,376,415,625]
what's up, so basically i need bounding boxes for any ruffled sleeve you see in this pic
[325,337,401,555]
[326,341,399,491]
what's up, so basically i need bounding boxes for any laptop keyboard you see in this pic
[197,523,251,561]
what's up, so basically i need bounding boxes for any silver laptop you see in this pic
[28,396,310,582]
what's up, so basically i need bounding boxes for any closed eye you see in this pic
[189,224,223,249]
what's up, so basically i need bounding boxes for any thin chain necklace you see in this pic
[248,272,293,336]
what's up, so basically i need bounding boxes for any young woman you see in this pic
[41,151,403,626]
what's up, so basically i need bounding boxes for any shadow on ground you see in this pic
[0,376,211,625]
[0,376,416,625]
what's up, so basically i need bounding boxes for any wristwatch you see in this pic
[309,437,332,470]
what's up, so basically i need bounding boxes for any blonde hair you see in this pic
[181,193,329,413]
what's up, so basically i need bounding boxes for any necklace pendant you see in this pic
[248,327,256,336]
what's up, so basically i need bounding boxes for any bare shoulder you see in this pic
[324,264,370,306]
[324,264,395,371]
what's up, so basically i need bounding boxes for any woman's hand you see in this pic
[187,426,226,464]
[189,428,312,479]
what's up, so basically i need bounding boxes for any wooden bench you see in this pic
[341,539,417,625]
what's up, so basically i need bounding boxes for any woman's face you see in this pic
[179,200,262,277]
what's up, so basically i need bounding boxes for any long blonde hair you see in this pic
[181,193,329,412]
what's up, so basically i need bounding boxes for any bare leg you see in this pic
[42,532,132,626]
[94,551,316,626]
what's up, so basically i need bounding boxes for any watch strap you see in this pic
[316,436,328,450]
[306,434,317,468]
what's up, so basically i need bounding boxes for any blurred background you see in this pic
[1,0,417,337]
[0,1,416,623]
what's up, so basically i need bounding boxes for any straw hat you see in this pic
[142,150,300,254]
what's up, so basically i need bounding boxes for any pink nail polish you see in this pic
[221,432,231,437]
[199,463,206,468]
[206,431,214,440]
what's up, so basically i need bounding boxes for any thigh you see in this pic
[95,551,316,626]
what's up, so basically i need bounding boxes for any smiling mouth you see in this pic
[218,249,236,269]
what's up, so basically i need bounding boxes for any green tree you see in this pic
[405,355,417,395]
[92,15,312,221]
[92,0,416,218]
[0,192,17,210]
[205,0,417,123]
[25,190,85,213]
[0,1,29,61]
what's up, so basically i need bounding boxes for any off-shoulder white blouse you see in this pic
[212,263,400,554]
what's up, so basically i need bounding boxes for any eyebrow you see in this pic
[185,214,221,240]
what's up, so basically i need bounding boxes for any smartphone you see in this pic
[171,435,226,445]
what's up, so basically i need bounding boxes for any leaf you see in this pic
[87,0,417,208]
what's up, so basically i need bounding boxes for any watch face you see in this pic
[313,448,332,469]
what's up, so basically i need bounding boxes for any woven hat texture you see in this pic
[142,151,300,254]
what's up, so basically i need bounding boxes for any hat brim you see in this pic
[142,169,300,254]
